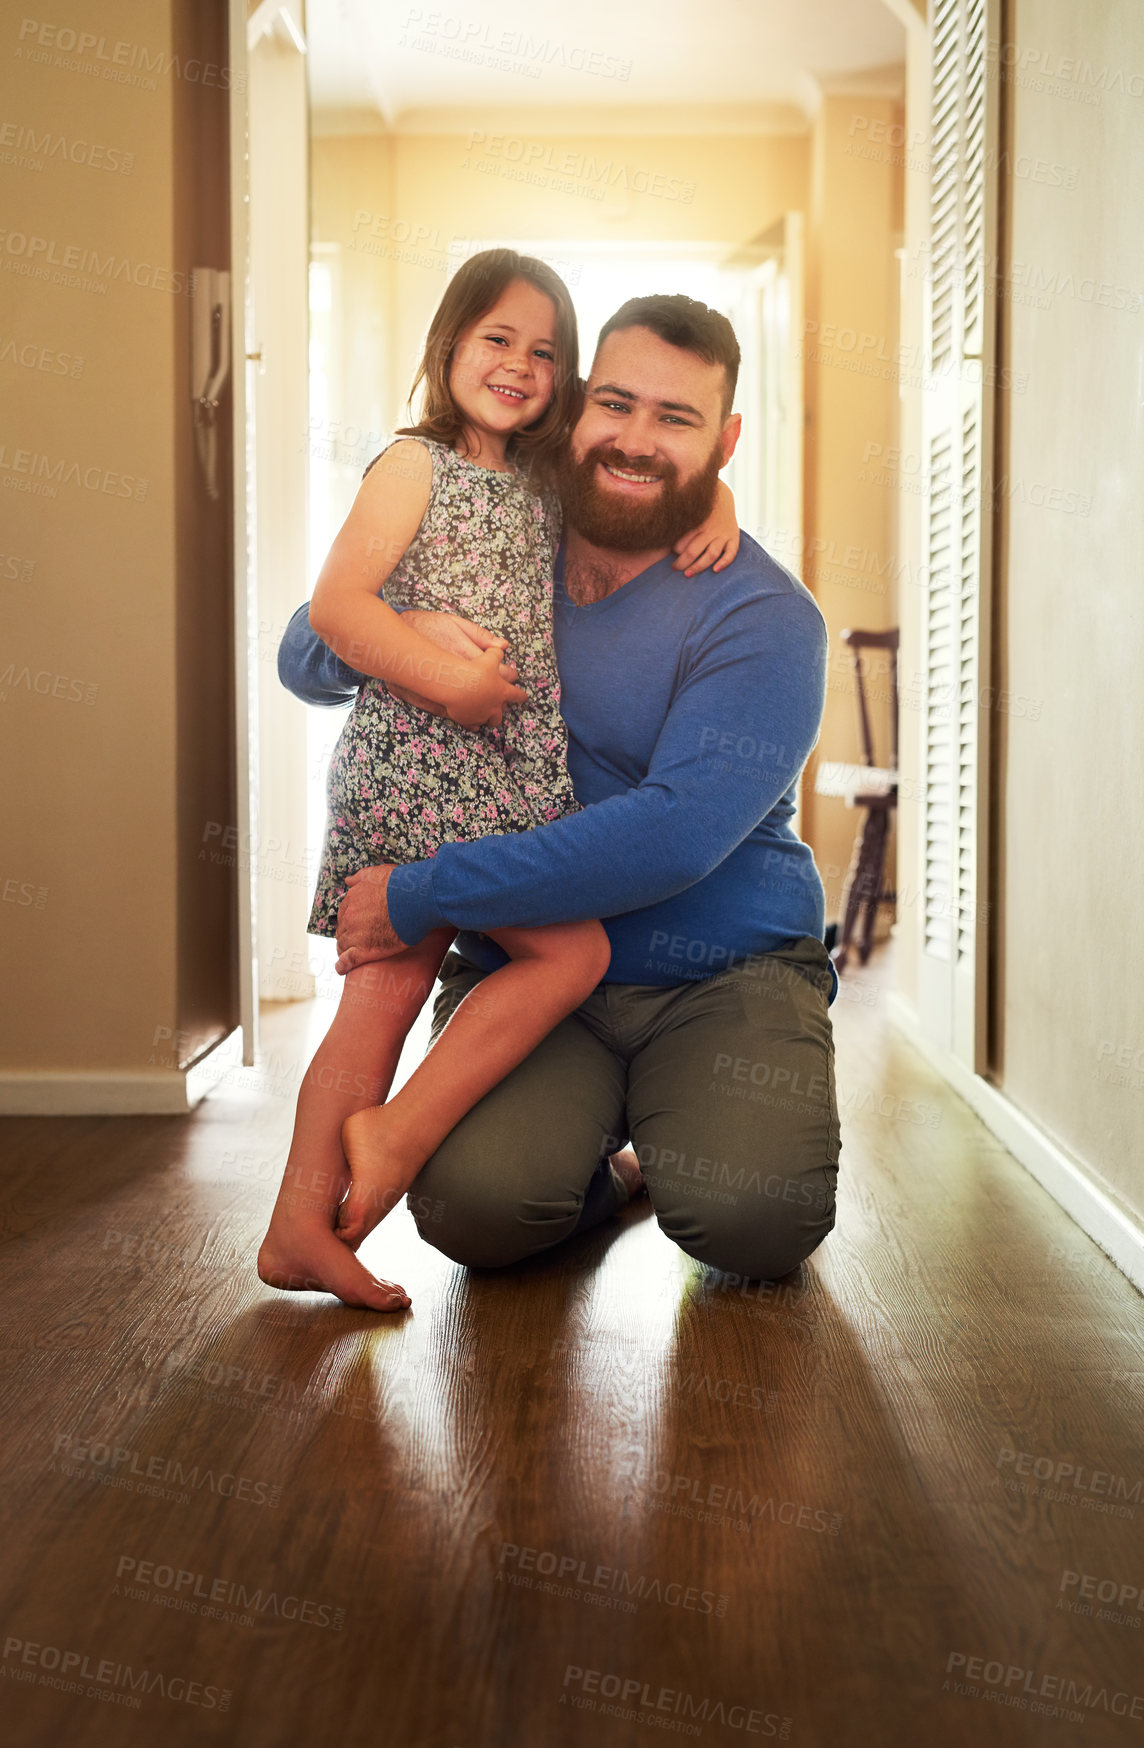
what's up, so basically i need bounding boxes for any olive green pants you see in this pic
[408,935,841,1282]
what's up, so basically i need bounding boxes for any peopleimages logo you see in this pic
[561,1665,792,1737]
[498,1541,728,1616]
[114,1556,345,1631]
[0,444,147,499]
[401,10,632,81]
[50,1431,283,1508]
[0,120,134,172]
[944,1651,1144,1722]
[14,19,244,92]
[2,1634,231,1712]
[463,131,695,203]
[985,39,1144,100]
[0,229,191,295]
[994,1446,1139,1519]
[1059,1568,1144,1629]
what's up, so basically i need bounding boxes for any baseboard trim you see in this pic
[0,1028,242,1116]
[885,992,1144,1294]
[0,1070,197,1116]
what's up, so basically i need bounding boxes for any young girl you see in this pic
[257,250,736,1312]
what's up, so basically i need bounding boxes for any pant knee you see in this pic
[656,1177,836,1281]
[407,1174,582,1271]
[715,1198,834,1279]
[412,1215,526,1271]
[700,1218,834,1282]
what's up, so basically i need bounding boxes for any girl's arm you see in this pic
[308,441,527,729]
[671,477,740,577]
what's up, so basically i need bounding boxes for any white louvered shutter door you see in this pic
[918,0,999,1067]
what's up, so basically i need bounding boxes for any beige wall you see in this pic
[312,129,809,434]
[0,0,235,1087]
[801,95,904,919]
[994,0,1144,1221]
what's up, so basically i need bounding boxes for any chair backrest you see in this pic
[841,628,899,771]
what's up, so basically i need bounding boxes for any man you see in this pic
[280,294,839,1282]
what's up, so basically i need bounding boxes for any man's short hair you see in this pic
[596,294,741,415]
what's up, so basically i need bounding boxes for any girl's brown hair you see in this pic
[397,248,580,482]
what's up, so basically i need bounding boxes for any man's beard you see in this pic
[557,441,723,552]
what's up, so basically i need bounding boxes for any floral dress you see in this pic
[308,436,579,936]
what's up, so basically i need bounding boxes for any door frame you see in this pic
[228,0,257,1064]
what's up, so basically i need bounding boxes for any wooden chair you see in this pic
[814,628,899,974]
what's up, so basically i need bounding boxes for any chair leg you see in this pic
[857,810,889,965]
[832,811,871,975]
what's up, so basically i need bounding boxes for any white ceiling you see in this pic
[306,0,906,134]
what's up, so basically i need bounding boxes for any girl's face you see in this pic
[448,278,558,451]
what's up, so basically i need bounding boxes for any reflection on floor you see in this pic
[1,947,1142,1747]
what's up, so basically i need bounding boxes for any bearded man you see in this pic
[279,294,840,1283]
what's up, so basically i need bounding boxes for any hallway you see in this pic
[2,950,1141,1746]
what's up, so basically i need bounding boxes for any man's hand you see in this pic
[385,609,523,720]
[334,865,406,974]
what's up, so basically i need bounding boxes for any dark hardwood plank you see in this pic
[1,948,1142,1746]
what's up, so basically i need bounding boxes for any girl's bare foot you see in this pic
[257,1220,410,1312]
[338,1106,415,1247]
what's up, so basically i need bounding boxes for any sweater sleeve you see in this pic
[277,600,367,706]
[387,589,827,942]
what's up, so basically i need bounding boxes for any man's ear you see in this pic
[719,413,743,467]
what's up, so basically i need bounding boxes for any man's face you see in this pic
[558,325,741,552]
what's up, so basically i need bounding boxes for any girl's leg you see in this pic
[257,928,454,1309]
[338,919,611,1245]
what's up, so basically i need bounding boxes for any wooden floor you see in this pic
[2,947,1142,1748]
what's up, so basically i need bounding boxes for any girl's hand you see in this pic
[401,608,510,661]
[385,610,521,719]
[672,477,740,577]
[446,644,528,730]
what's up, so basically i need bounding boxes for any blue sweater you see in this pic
[278,533,831,993]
